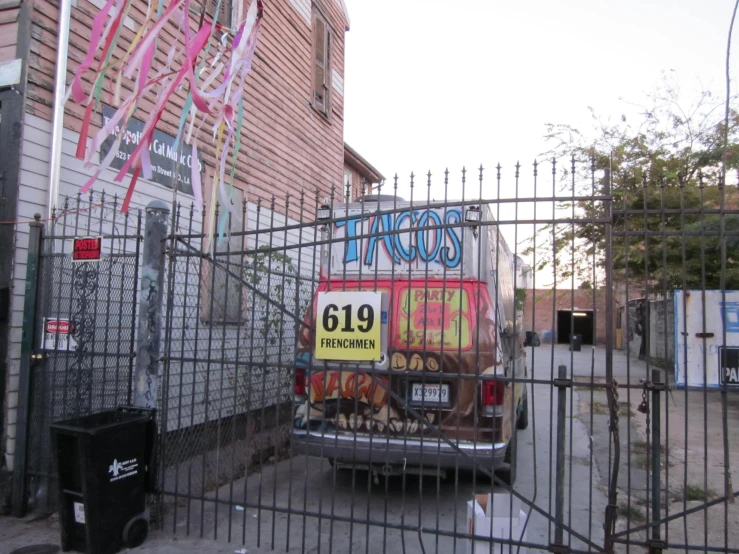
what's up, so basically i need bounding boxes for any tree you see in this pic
[524,75,739,292]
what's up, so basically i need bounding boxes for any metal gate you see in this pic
[13,161,739,553]
[14,192,143,514]
[158,169,611,553]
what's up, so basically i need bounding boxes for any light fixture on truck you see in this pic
[465,206,481,222]
[317,205,332,220]
[482,380,505,416]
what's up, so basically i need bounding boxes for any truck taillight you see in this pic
[482,380,505,407]
[295,368,306,397]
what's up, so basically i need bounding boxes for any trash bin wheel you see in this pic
[122,516,149,548]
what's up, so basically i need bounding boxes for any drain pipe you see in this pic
[46,0,73,219]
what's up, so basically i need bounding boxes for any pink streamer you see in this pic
[183,5,215,113]
[68,0,264,212]
[69,0,120,103]
[115,18,210,182]
[80,130,125,193]
[123,0,185,81]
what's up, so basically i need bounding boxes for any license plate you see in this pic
[410,383,449,405]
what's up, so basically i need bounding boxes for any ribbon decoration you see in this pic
[66,0,264,215]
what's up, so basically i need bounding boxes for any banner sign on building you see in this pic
[100,105,203,196]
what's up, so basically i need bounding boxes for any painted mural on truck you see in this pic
[293,279,519,443]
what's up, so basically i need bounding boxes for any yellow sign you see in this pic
[315,291,382,361]
[396,287,471,350]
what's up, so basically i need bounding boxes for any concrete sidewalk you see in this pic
[1,512,278,554]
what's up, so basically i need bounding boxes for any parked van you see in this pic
[292,196,529,483]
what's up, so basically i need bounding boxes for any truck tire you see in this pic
[517,389,529,430]
[497,439,517,486]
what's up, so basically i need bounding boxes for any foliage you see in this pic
[242,245,313,347]
[515,288,527,312]
[675,484,717,502]
[524,75,739,291]
[229,245,314,410]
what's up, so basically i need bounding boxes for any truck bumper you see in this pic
[291,429,508,471]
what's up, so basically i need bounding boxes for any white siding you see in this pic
[335,0,349,28]
[289,0,310,25]
[331,68,343,97]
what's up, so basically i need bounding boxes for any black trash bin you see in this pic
[570,334,583,352]
[50,407,156,554]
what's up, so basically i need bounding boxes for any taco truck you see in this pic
[292,196,530,484]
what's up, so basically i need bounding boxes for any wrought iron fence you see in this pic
[19,192,142,513]
[13,160,739,554]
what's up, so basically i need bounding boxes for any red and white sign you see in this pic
[43,318,77,351]
[72,237,103,261]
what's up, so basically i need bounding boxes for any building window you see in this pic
[207,0,232,27]
[312,7,331,116]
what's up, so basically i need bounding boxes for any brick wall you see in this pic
[0,0,20,64]
[522,288,611,345]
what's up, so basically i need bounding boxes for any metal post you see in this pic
[555,364,567,546]
[12,214,43,517]
[46,0,72,219]
[133,201,169,409]
[603,165,619,554]
[649,367,665,553]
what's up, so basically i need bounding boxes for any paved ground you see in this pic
[554,343,739,552]
[2,344,737,553]
[156,377,605,554]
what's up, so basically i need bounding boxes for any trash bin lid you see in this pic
[50,409,150,435]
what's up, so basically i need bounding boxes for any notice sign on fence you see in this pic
[43,318,77,351]
[720,346,739,386]
[675,290,739,386]
[73,237,102,261]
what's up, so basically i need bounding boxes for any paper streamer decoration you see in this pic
[66,0,264,218]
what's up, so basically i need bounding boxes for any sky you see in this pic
[342,0,736,185]
[340,0,739,283]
